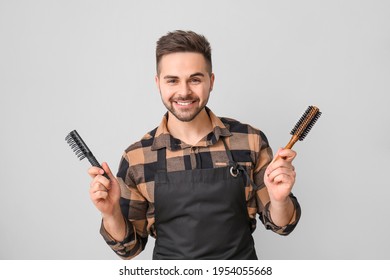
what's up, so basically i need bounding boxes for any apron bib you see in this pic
[153,141,257,260]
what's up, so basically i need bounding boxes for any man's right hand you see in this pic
[88,162,121,217]
[88,162,126,242]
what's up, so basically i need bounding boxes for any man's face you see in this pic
[155,52,214,122]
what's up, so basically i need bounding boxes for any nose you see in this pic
[178,81,192,97]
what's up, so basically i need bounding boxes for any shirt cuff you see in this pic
[262,193,301,235]
[99,218,136,255]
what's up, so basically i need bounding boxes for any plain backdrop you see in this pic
[1,0,389,260]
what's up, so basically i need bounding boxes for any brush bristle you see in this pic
[290,106,321,141]
[65,130,90,161]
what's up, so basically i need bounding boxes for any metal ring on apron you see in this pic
[230,166,239,177]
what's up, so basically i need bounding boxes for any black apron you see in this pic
[153,140,258,260]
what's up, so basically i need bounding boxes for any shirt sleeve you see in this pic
[99,153,149,259]
[252,130,301,236]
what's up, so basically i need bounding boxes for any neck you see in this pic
[167,108,213,146]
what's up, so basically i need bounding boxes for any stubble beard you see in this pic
[163,98,205,122]
[161,93,210,122]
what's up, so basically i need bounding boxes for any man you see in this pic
[88,30,301,260]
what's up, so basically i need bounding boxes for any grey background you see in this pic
[1,0,389,260]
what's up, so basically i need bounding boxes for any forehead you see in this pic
[158,52,208,75]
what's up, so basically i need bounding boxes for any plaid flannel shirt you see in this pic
[100,107,301,259]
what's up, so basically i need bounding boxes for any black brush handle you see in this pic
[86,153,110,180]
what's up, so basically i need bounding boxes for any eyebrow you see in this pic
[163,72,205,79]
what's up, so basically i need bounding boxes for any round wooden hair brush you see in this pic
[285,105,322,149]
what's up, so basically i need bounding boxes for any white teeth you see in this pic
[177,101,193,106]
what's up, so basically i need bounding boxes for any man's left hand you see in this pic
[264,148,297,203]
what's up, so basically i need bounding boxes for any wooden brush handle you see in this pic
[272,135,298,162]
[284,135,299,149]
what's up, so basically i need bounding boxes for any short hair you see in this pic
[156,30,212,75]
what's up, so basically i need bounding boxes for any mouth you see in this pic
[173,100,197,107]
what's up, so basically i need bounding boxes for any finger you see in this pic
[90,181,109,193]
[277,148,297,162]
[270,173,296,187]
[89,183,109,205]
[268,170,296,183]
[90,174,110,190]
[267,167,296,182]
[273,173,295,185]
[267,147,293,169]
[91,190,109,201]
[273,173,287,184]
[266,160,296,177]
[88,166,105,178]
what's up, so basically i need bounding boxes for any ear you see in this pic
[209,73,215,92]
[155,75,160,90]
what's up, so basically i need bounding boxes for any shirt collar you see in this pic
[151,107,232,151]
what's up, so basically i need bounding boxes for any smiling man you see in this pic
[88,30,301,260]
[157,51,215,146]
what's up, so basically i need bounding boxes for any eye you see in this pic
[167,79,178,84]
[190,78,201,84]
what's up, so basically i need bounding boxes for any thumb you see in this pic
[275,147,284,158]
[270,147,284,163]
[101,162,116,181]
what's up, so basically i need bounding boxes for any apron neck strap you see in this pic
[221,137,236,165]
[157,147,167,171]
[222,137,259,191]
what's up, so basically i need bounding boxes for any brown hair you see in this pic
[156,30,212,75]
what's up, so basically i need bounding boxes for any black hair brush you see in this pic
[65,130,110,179]
[285,105,322,149]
